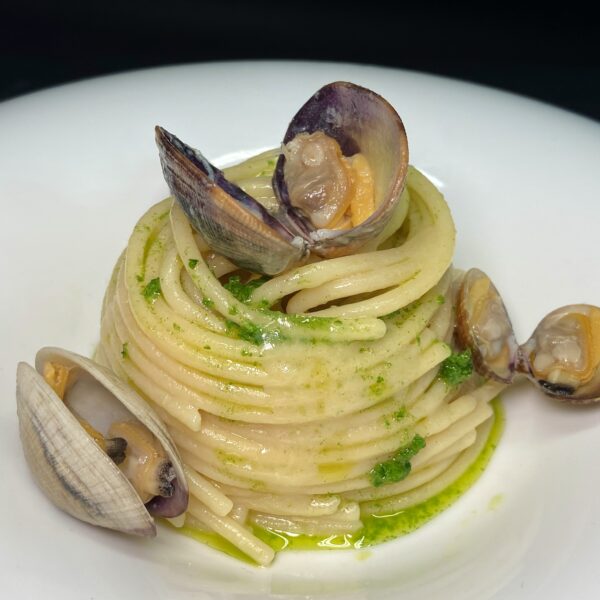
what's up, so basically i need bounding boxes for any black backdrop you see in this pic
[1,1,599,121]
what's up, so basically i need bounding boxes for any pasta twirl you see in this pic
[97,155,504,565]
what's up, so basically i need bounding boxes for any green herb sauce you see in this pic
[142,277,162,302]
[393,407,407,421]
[224,275,270,304]
[439,349,473,387]
[369,375,386,396]
[369,434,425,487]
[172,523,256,566]
[174,399,504,563]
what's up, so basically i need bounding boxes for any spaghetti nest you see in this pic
[97,155,503,566]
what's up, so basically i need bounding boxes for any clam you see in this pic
[455,268,519,383]
[156,81,409,275]
[519,305,600,403]
[16,347,189,536]
[455,269,600,404]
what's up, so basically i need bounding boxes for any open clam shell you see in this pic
[519,304,600,403]
[16,347,189,536]
[273,81,409,257]
[156,81,409,275]
[456,270,600,405]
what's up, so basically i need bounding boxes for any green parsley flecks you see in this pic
[142,278,161,302]
[393,407,407,421]
[188,259,199,269]
[120,342,129,359]
[225,319,280,346]
[224,275,270,304]
[369,376,386,396]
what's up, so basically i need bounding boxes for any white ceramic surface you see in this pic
[1,61,600,600]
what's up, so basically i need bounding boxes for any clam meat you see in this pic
[455,268,600,404]
[156,81,409,275]
[519,305,600,403]
[16,347,189,536]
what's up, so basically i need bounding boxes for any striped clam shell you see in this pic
[16,347,189,536]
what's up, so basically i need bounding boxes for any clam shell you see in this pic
[156,126,307,275]
[273,81,409,257]
[156,82,409,274]
[16,347,189,536]
[519,304,600,403]
[455,268,518,383]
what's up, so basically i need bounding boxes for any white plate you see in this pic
[2,61,600,600]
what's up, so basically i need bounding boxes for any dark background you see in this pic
[1,1,599,121]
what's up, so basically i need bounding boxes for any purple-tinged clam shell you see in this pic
[156,81,409,274]
[273,81,409,257]
[156,127,307,275]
